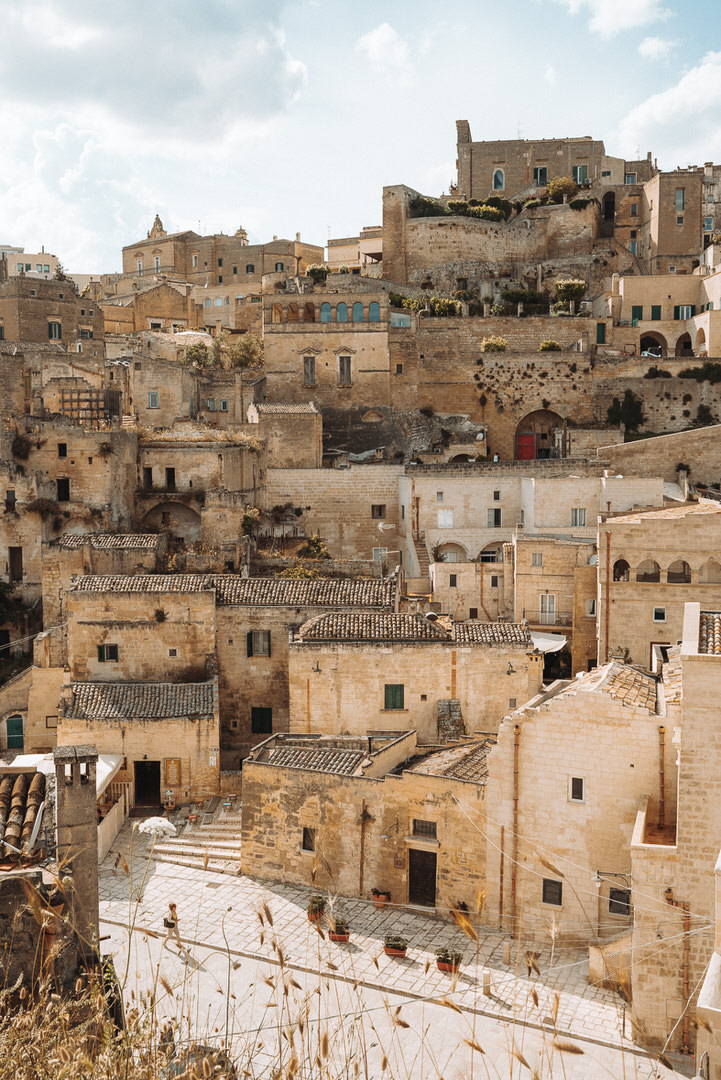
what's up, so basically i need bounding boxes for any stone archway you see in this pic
[640,332,668,357]
[695,327,707,353]
[140,502,202,543]
[515,409,563,460]
[675,333,693,357]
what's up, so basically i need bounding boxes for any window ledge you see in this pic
[404,836,439,851]
[380,709,408,714]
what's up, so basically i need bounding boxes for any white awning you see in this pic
[531,631,567,654]
[6,752,122,796]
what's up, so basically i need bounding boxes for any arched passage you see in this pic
[640,332,668,356]
[434,542,468,563]
[695,327,706,352]
[515,409,563,460]
[675,333,693,357]
[141,502,202,543]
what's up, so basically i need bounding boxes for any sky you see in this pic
[1,0,720,273]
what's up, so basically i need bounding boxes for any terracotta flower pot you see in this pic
[384,946,407,958]
[372,892,390,909]
[436,960,460,974]
[308,910,323,923]
[329,931,350,943]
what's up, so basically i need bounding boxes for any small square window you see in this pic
[45,714,58,730]
[412,819,437,838]
[508,698,517,709]
[384,684,404,710]
[493,490,500,501]
[469,607,478,619]
[571,508,587,527]
[531,552,543,567]
[371,504,386,519]
[542,879,563,906]
[609,888,631,916]
[168,648,178,658]
[449,574,457,587]
[490,574,498,588]
[569,776,584,802]
[97,643,119,662]
[395,363,403,375]
[302,826,316,852]
[653,607,666,622]
[247,630,271,657]
[676,216,684,226]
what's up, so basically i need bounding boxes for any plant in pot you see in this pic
[307,894,326,922]
[328,915,350,943]
[435,946,463,973]
[371,887,390,909]
[383,933,408,958]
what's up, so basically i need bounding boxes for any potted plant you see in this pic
[328,915,350,944]
[371,887,390,909]
[383,933,408,958]
[307,895,326,923]
[435,946,463,974]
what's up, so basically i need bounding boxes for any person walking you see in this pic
[163,902,181,949]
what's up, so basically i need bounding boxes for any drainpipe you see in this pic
[665,889,691,1055]
[359,799,367,897]
[604,531,611,662]
[499,824,505,929]
[659,726,665,829]
[511,725,520,935]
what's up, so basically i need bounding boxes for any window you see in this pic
[436,492,444,502]
[412,819,437,838]
[168,648,178,658]
[490,574,498,588]
[469,607,478,619]
[569,776,584,802]
[218,276,223,284]
[48,321,62,340]
[8,547,22,582]
[586,599,597,617]
[247,630,271,657]
[596,322,606,344]
[302,826,316,852]
[245,263,255,273]
[570,507,586,526]
[136,260,143,275]
[58,442,67,458]
[219,399,228,411]
[143,467,153,489]
[572,164,588,184]
[320,302,331,323]
[35,263,41,273]
[336,302,348,323]
[651,305,661,320]
[675,305,695,319]
[371,504,386,519]
[369,301,380,322]
[251,706,272,734]
[337,355,352,385]
[217,258,223,268]
[675,188,685,211]
[192,254,199,268]
[630,203,638,217]
[676,216,684,227]
[531,552,543,567]
[705,217,713,232]
[533,166,547,186]
[5,490,15,510]
[274,262,284,272]
[542,879,563,906]
[631,305,643,323]
[154,256,160,271]
[669,265,676,274]
[147,391,159,408]
[44,264,49,273]
[56,478,70,502]
[487,508,502,527]
[508,697,516,709]
[624,173,636,185]
[609,888,631,916]
[438,509,454,528]
[165,467,176,491]
[653,607,666,623]
[493,169,504,190]
[0,325,3,340]
[384,684,404,710]
[79,328,93,339]
[449,574,457,587]
[97,644,119,662]
[395,363,403,375]
[303,356,316,385]
[372,546,388,562]
[539,593,556,624]
[630,241,637,255]
[493,490,500,501]
[233,266,237,275]
[352,302,364,322]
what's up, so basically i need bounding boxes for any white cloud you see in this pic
[638,35,676,59]
[553,0,673,37]
[545,64,558,85]
[614,51,721,165]
[355,23,412,83]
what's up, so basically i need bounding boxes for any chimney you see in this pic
[53,745,100,964]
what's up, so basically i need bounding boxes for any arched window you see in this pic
[493,169,504,190]
[613,559,630,582]
[275,262,284,272]
[287,303,299,323]
[352,302,364,323]
[336,302,348,323]
[667,559,691,584]
[304,302,315,323]
[700,559,721,583]
[320,302,331,323]
[245,263,255,273]
[204,298,211,307]
[636,559,660,583]
[272,304,283,324]
[369,301,380,323]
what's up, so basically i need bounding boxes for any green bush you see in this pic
[297,533,331,560]
[554,278,587,304]
[697,403,717,426]
[388,292,405,308]
[523,198,542,209]
[408,195,446,218]
[644,366,672,379]
[306,264,329,284]
[678,361,721,384]
[547,176,579,203]
[428,296,462,317]
[483,195,513,220]
[538,340,562,352]
[501,287,548,307]
[481,335,508,353]
[569,197,593,210]
[469,204,504,222]
[446,199,470,216]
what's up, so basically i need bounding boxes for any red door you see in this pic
[516,433,536,460]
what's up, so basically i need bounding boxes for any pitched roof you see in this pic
[408,740,494,785]
[558,662,658,713]
[66,681,215,720]
[609,499,721,524]
[70,575,395,608]
[55,533,160,550]
[263,747,366,775]
[253,403,319,414]
[295,612,450,642]
[0,771,46,863]
[452,621,532,646]
[699,611,721,655]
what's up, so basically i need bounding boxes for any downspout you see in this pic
[665,890,691,1055]
[659,726,665,829]
[511,725,520,935]
[604,531,611,662]
[499,824,505,929]
[359,799,367,898]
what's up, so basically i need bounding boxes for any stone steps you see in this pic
[153,852,241,874]
[150,809,244,873]
[154,838,240,857]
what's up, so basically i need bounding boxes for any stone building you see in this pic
[0,245,59,280]
[241,730,490,912]
[0,275,104,360]
[597,499,721,668]
[100,281,203,335]
[287,612,543,741]
[247,402,322,469]
[327,226,383,275]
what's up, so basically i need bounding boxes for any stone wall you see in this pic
[600,423,721,485]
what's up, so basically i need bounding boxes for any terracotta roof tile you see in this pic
[66,681,215,720]
[70,575,395,608]
[253,403,319,414]
[55,533,160,550]
[409,740,494,784]
[0,771,46,862]
[295,612,450,642]
[559,662,658,712]
[264,747,365,775]
[699,611,721,655]
[452,621,532,646]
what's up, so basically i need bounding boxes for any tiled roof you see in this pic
[66,681,215,720]
[452,621,532,646]
[609,499,721,524]
[70,575,395,608]
[253,403,318,414]
[295,612,450,642]
[55,533,160,550]
[409,740,494,785]
[562,662,658,712]
[263,747,365,775]
[0,771,46,862]
[699,611,721,655]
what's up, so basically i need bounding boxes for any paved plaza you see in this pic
[99,814,693,1079]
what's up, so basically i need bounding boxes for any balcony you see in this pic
[522,609,573,627]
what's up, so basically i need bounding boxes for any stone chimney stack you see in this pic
[53,744,99,964]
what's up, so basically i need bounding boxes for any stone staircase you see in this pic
[151,804,243,875]
[413,535,431,583]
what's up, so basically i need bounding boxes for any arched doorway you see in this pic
[675,333,693,357]
[640,333,668,357]
[515,409,563,460]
